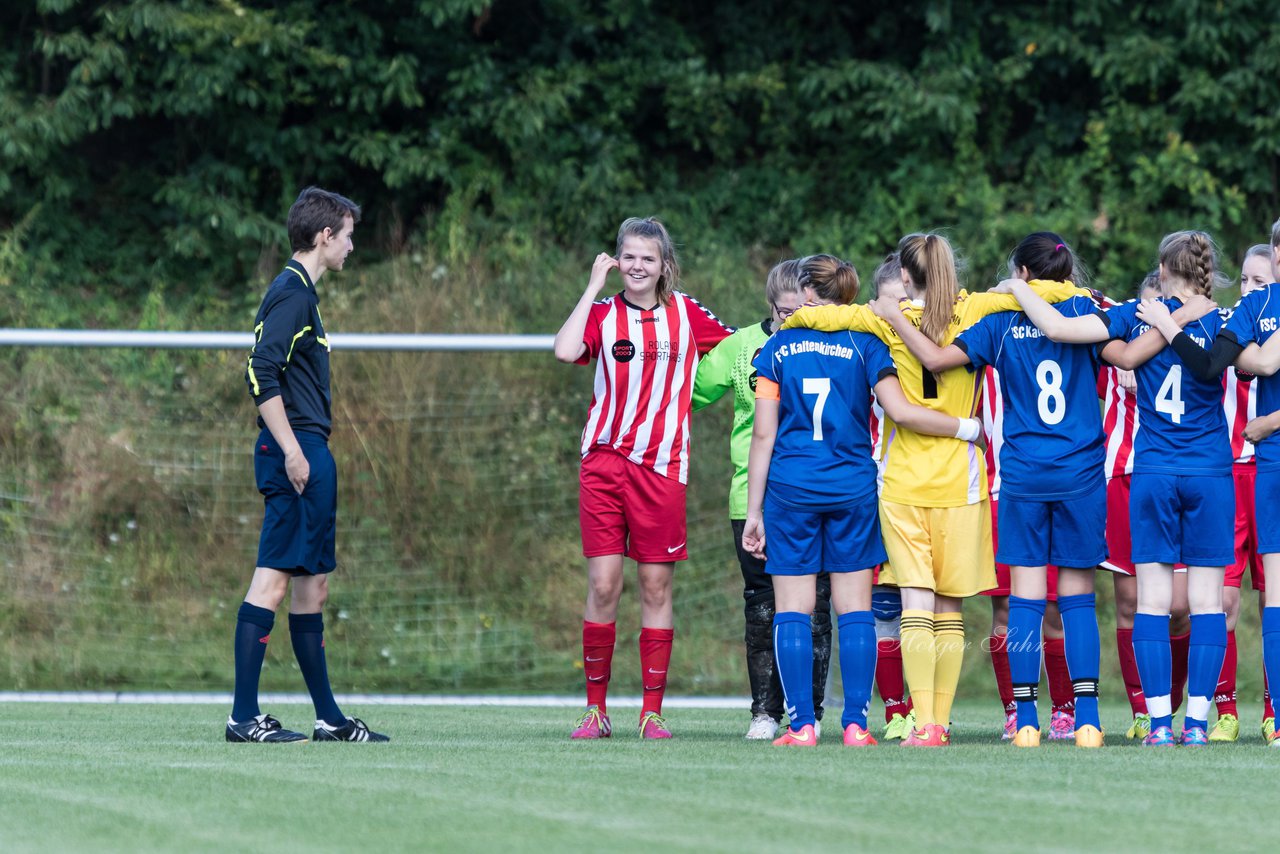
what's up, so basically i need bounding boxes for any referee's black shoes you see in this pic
[225,714,308,743]
[312,717,390,742]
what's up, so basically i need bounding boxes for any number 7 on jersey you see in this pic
[803,377,830,441]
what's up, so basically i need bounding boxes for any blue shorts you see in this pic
[996,483,1107,569]
[1256,468,1280,554]
[762,492,886,576]
[254,428,336,576]
[1129,472,1233,567]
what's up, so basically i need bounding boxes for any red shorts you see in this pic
[1229,463,1265,590]
[579,450,687,562]
[1103,475,1135,576]
[982,498,1059,599]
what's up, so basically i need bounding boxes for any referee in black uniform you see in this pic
[226,187,388,743]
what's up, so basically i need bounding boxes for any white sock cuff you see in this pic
[874,617,901,641]
[1147,695,1172,719]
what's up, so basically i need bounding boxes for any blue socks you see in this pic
[1133,613,1173,730]
[1057,593,1101,731]
[1185,612,1227,733]
[837,611,876,730]
[231,602,274,723]
[1264,608,1280,716]
[773,612,814,729]
[1008,596,1046,731]
[289,612,346,726]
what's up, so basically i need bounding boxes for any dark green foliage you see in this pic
[2,0,1280,318]
[3,1,1279,695]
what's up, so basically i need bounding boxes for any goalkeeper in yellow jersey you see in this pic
[782,232,1087,746]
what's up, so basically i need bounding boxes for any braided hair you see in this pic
[1158,230,1220,298]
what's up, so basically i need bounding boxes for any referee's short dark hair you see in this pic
[287,187,361,253]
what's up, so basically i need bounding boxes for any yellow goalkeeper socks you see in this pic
[900,609,936,725]
[933,612,965,728]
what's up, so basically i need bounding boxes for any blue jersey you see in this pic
[754,328,896,508]
[1225,283,1280,471]
[1105,298,1231,476]
[956,295,1105,499]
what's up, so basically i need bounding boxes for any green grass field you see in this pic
[0,701,1274,853]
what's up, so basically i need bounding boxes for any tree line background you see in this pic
[4,0,1279,328]
[1,1,1278,697]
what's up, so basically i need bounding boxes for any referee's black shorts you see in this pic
[253,428,336,576]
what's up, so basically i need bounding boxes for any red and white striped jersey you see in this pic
[870,396,886,494]
[577,292,733,483]
[1091,294,1140,480]
[870,398,885,461]
[980,366,1004,498]
[1225,370,1258,464]
[1099,366,1139,479]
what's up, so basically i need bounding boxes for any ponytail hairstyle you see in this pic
[765,258,806,305]
[898,232,960,345]
[1009,231,1077,284]
[800,254,860,305]
[870,252,902,298]
[616,216,681,305]
[1158,230,1225,298]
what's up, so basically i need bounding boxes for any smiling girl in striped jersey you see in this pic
[554,217,733,740]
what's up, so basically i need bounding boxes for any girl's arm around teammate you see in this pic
[1008,278,1214,368]
[782,302,880,335]
[784,280,1086,340]
[964,278,1086,317]
[1138,297,1280,380]
[741,374,978,561]
[874,374,981,440]
[870,295,970,372]
[1244,411,1280,444]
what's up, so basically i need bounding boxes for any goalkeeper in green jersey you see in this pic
[692,258,831,740]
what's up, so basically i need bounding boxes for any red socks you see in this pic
[989,632,1015,714]
[1116,628,1146,714]
[639,627,674,716]
[1265,673,1274,720]
[1044,637,1075,713]
[1215,630,1238,717]
[876,638,910,721]
[584,623,674,716]
[583,620,616,713]
[1170,631,1190,713]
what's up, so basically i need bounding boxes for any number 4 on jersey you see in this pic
[1155,364,1185,424]
[803,377,830,441]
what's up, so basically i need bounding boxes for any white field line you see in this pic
[0,691,747,709]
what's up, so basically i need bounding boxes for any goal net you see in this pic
[0,342,744,696]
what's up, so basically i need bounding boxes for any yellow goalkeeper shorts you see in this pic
[878,499,995,598]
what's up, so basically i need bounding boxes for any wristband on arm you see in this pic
[954,418,981,443]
